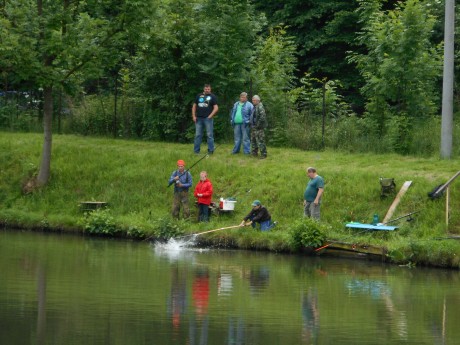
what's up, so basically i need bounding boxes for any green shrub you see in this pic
[152,217,184,239]
[288,218,327,251]
[82,208,119,236]
[388,240,460,268]
[126,225,146,239]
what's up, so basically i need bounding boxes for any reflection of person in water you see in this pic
[217,272,233,297]
[302,288,319,344]
[193,267,210,318]
[189,267,210,344]
[248,266,270,294]
[227,317,245,345]
[167,265,187,331]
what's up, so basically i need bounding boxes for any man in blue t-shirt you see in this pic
[303,167,324,220]
[192,84,219,154]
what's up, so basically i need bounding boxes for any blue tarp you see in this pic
[345,222,398,231]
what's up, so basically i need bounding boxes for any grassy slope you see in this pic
[1,132,460,267]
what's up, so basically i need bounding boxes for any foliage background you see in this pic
[1,0,459,156]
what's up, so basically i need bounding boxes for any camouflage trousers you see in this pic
[172,191,190,219]
[251,128,267,157]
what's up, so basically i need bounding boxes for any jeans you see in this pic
[249,217,274,231]
[232,123,250,154]
[198,203,210,222]
[194,117,214,153]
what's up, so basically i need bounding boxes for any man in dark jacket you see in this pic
[240,200,275,231]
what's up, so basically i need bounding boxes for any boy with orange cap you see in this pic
[168,159,193,219]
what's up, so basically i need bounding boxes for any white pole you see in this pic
[440,0,455,159]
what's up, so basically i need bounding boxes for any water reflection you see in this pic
[36,265,47,345]
[218,272,233,297]
[247,266,270,294]
[1,230,460,345]
[302,288,319,344]
[167,264,187,333]
[346,278,407,340]
[190,267,210,345]
[227,317,245,345]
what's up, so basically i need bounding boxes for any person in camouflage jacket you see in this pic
[250,95,268,159]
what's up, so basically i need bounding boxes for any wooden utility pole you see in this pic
[440,0,455,159]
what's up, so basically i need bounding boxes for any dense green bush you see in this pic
[288,218,327,251]
[68,95,114,136]
[152,217,184,240]
[82,208,119,236]
[0,105,40,132]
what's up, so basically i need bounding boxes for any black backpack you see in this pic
[428,184,444,200]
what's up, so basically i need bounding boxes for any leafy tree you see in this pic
[1,0,151,187]
[290,73,354,120]
[128,0,262,142]
[287,73,355,150]
[252,0,366,108]
[250,26,297,145]
[348,0,443,152]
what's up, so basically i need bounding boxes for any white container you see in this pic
[220,198,236,211]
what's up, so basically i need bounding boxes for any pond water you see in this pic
[1,229,459,345]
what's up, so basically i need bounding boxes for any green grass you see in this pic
[1,132,460,267]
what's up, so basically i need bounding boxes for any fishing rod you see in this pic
[167,145,219,187]
[145,223,239,242]
[383,211,419,225]
[176,224,241,239]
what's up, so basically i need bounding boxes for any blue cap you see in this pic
[251,200,261,206]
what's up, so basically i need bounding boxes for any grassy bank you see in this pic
[1,132,460,268]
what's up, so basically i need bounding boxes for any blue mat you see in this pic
[346,222,398,231]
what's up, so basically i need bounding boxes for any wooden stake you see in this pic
[382,181,412,223]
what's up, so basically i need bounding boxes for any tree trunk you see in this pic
[36,86,53,186]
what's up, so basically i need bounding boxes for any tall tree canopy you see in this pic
[0,0,457,163]
[128,0,263,141]
[1,0,151,186]
[348,0,443,152]
[252,0,365,107]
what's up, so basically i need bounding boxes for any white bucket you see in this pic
[220,198,236,211]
